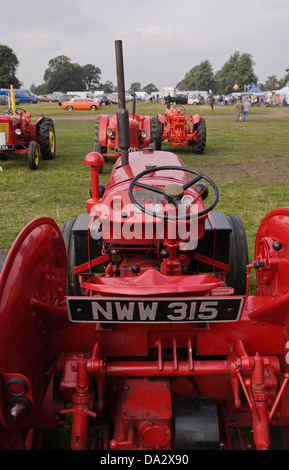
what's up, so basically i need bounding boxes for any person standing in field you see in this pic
[235,100,244,122]
[210,95,215,110]
[243,98,251,122]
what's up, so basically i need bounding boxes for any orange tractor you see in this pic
[158,98,206,154]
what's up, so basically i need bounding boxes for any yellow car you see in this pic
[62,98,100,111]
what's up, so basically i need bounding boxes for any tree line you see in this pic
[177,52,289,94]
[1,43,288,95]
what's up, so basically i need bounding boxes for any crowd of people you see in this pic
[208,94,262,122]
[234,98,251,122]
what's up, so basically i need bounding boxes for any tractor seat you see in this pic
[23,112,32,124]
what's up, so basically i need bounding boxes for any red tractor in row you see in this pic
[0,88,56,169]
[1,42,289,451]
[94,91,162,170]
[158,98,206,154]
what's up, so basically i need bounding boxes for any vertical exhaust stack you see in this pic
[115,40,130,166]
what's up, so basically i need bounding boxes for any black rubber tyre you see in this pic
[94,116,108,155]
[61,218,81,296]
[37,118,56,160]
[192,117,206,154]
[150,116,162,150]
[0,251,7,273]
[28,141,40,170]
[94,142,104,174]
[226,214,248,295]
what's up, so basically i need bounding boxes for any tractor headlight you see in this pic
[15,129,21,135]
[141,130,147,138]
[181,195,193,206]
[150,201,163,214]
[107,128,115,138]
[132,204,142,214]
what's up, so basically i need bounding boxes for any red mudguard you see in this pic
[0,218,67,427]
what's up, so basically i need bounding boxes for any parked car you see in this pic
[57,94,80,106]
[106,93,118,104]
[61,98,100,110]
[0,95,20,105]
[37,95,58,102]
[187,95,205,105]
[0,88,38,103]
[94,94,112,106]
[164,95,188,105]
[109,92,133,102]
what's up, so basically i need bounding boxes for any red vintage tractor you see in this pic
[94,53,162,167]
[158,100,206,154]
[1,41,289,452]
[95,110,162,158]
[0,88,56,170]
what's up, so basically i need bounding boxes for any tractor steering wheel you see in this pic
[172,106,186,116]
[128,166,219,220]
[16,108,27,114]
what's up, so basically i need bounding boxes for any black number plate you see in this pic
[66,297,244,323]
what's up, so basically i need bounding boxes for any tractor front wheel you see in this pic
[94,116,108,155]
[61,218,81,296]
[28,141,40,170]
[192,117,206,154]
[38,118,56,160]
[226,214,248,295]
[150,116,162,150]
[0,251,7,273]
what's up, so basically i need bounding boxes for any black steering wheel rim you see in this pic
[128,165,219,220]
[172,105,186,115]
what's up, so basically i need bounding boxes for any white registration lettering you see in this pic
[115,302,134,320]
[138,302,158,320]
[198,301,218,320]
[92,302,112,320]
[167,302,187,320]
[189,302,197,320]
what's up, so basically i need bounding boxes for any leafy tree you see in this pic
[30,83,49,95]
[43,55,85,92]
[82,64,101,90]
[0,44,21,88]
[128,82,142,93]
[194,60,217,93]
[178,61,217,92]
[260,75,279,91]
[100,80,115,93]
[178,65,198,91]
[143,83,159,94]
[215,51,258,94]
[279,71,289,88]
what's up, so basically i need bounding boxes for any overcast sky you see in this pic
[2,0,289,91]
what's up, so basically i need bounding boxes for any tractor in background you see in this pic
[1,42,289,451]
[158,96,206,154]
[94,76,162,169]
[0,86,56,169]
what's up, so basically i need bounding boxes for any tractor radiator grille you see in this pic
[0,124,9,140]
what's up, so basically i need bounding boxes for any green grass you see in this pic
[1,104,289,269]
[1,102,288,449]
[3,99,288,118]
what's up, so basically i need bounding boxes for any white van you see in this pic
[67,91,94,100]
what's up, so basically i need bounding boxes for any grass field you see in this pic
[1,102,289,275]
[0,100,288,449]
